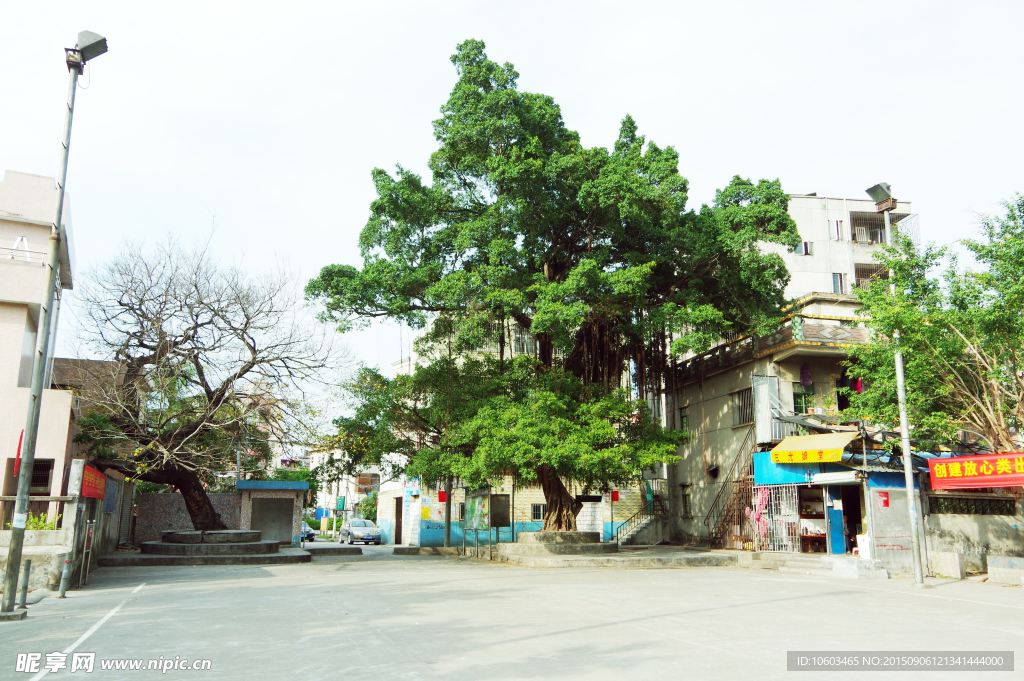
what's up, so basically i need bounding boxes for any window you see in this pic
[677,406,689,433]
[792,383,814,414]
[854,264,888,289]
[791,241,813,256]
[831,219,844,240]
[930,495,1016,515]
[832,273,847,294]
[531,503,548,521]
[459,502,465,520]
[29,460,54,493]
[731,388,754,426]
[679,484,692,519]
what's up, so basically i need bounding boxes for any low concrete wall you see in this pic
[928,551,968,580]
[926,511,1024,573]
[135,493,241,544]
[988,555,1024,586]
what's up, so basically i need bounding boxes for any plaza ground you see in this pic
[2,547,1021,680]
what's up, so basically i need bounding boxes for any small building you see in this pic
[237,480,308,547]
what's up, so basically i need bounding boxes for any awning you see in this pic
[771,432,860,463]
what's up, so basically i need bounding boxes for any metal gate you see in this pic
[750,484,801,552]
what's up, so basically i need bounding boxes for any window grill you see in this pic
[929,495,1017,515]
[850,212,909,244]
[531,503,548,521]
[854,264,888,289]
[732,388,754,426]
[30,460,54,492]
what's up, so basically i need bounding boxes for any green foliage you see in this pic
[359,492,378,521]
[136,481,174,495]
[3,512,61,531]
[845,196,1024,452]
[269,468,319,509]
[306,39,798,506]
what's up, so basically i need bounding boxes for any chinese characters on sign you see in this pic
[771,448,843,464]
[81,465,107,499]
[928,453,1024,490]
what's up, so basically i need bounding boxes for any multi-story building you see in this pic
[0,170,77,526]
[664,191,923,574]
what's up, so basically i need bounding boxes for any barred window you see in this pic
[732,388,754,426]
[929,495,1017,515]
[531,503,547,521]
[30,459,54,491]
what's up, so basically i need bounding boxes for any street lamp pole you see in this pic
[1,32,107,613]
[868,183,925,586]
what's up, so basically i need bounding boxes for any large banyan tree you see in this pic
[307,39,799,530]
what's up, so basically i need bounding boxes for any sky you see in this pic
[2,1,1022,373]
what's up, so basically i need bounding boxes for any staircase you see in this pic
[615,496,669,545]
[704,426,757,549]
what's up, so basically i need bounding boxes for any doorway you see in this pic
[394,497,403,545]
[840,485,863,554]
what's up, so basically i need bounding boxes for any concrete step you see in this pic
[517,531,602,544]
[304,546,363,556]
[140,541,280,556]
[496,543,618,556]
[162,530,262,544]
[498,552,737,569]
[98,548,311,567]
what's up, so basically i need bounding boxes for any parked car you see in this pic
[340,519,381,545]
[300,522,316,542]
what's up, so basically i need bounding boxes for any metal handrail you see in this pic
[703,425,756,547]
[614,496,668,544]
[1,247,47,265]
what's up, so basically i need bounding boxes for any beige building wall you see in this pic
[0,171,77,526]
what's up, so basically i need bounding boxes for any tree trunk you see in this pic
[173,469,228,531]
[537,464,582,531]
[92,459,227,531]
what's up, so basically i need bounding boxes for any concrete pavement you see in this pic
[1,552,1021,680]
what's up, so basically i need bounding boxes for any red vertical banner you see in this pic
[928,453,1024,490]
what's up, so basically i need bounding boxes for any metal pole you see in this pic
[17,561,32,609]
[57,558,71,598]
[443,477,452,548]
[1,60,79,613]
[883,208,925,585]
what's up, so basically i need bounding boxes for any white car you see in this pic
[340,519,381,545]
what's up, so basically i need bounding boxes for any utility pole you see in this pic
[2,31,108,612]
[867,183,926,586]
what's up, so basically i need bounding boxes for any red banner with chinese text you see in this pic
[928,453,1024,490]
[81,465,107,499]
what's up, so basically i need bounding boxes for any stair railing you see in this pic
[613,495,668,544]
[703,425,757,548]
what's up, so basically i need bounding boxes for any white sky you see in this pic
[2,1,1022,372]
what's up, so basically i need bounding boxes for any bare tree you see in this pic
[73,239,343,530]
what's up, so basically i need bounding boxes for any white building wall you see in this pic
[765,195,913,300]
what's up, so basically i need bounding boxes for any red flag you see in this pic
[13,430,24,475]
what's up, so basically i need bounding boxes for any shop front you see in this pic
[750,432,870,556]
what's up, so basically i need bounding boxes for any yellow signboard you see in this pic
[771,448,843,463]
[770,432,859,464]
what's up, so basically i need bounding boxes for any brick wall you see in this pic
[135,493,242,544]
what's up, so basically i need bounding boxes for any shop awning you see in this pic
[771,432,860,463]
